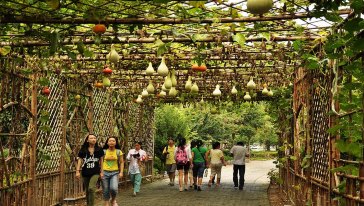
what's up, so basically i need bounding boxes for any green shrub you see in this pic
[153,156,165,174]
[250,151,277,160]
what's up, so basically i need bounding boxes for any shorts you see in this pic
[166,163,177,173]
[176,162,190,172]
[210,163,223,178]
[192,162,205,178]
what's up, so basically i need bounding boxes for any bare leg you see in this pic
[178,170,183,191]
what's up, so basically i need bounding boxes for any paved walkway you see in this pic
[96,160,274,206]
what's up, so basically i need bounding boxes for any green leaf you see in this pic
[324,13,343,22]
[292,40,303,51]
[157,44,167,57]
[327,124,343,135]
[49,31,59,55]
[260,32,270,41]
[20,68,33,75]
[189,1,206,8]
[38,95,50,104]
[84,49,94,58]
[77,41,84,54]
[233,33,246,47]
[38,77,50,86]
[231,8,239,18]
[0,46,11,56]
[344,18,363,33]
[39,125,52,133]
[352,0,364,13]
[154,39,164,47]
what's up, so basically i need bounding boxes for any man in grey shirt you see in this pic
[230,141,249,190]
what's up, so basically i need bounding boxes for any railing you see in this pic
[0,159,154,206]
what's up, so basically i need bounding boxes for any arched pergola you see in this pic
[0,0,363,205]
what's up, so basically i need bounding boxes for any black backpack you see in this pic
[160,145,168,163]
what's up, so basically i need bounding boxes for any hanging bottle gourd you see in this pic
[157,57,169,76]
[191,82,199,93]
[169,87,177,97]
[102,77,111,87]
[247,77,256,90]
[160,91,166,97]
[268,89,273,97]
[247,0,273,15]
[244,92,252,101]
[136,95,143,104]
[142,89,149,98]
[231,85,238,95]
[185,76,192,91]
[213,84,222,96]
[171,70,177,87]
[146,62,155,76]
[162,83,169,92]
[262,83,269,95]
[147,81,155,93]
[164,74,172,89]
[107,44,120,64]
[200,97,205,104]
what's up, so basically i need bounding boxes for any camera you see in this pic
[132,153,140,158]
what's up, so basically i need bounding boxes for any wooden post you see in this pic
[329,64,342,206]
[88,89,94,133]
[360,55,364,205]
[59,79,67,204]
[29,72,37,206]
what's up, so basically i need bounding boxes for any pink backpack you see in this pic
[175,147,188,165]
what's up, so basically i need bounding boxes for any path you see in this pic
[96,160,274,206]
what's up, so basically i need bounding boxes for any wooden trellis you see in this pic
[0,59,155,206]
[281,52,364,205]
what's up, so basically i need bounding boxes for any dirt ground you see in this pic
[268,183,292,206]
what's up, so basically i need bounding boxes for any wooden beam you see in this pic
[29,71,37,206]
[0,35,319,47]
[0,9,352,24]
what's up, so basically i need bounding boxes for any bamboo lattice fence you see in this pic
[0,59,155,206]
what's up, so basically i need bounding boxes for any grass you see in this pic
[250,150,277,160]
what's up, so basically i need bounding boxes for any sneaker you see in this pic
[112,201,119,206]
[189,185,193,188]
[234,186,238,189]
[239,187,243,190]
[194,184,198,190]
[197,186,202,191]
[133,191,136,197]
[179,187,183,192]
[184,185,188,191]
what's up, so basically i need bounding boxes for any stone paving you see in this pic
[95,160,275,206]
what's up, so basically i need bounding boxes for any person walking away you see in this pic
[127,142,147,196]
[205,141,226,188]
[230,141,249,190]
[188,140,197,188]
[191,139,207,191]
[162,138,176,186]
[76,134,104,206]
[102,136,124,206]
[174,136,192,192]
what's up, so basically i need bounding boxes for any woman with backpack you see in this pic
[174,136,192,192]
[205,141,226,187]
[126,142,147,197]
[102,136,124,206]
[76,133,104,206]
[191,139,207,191]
